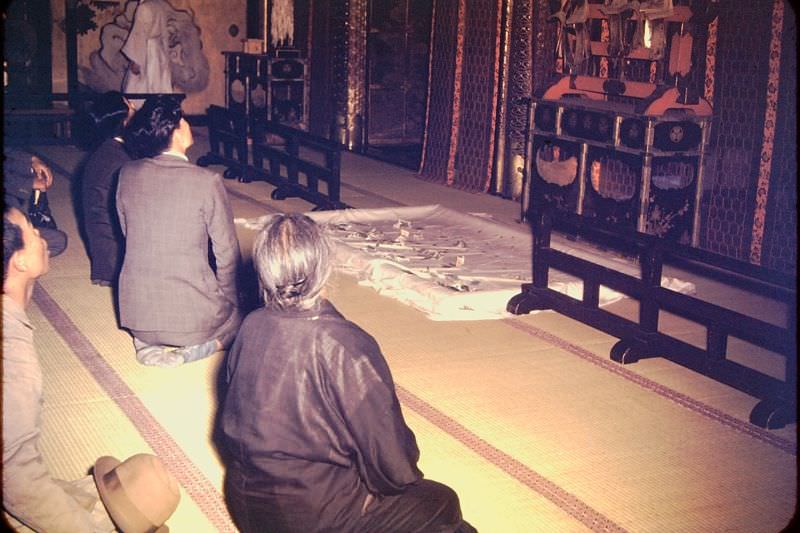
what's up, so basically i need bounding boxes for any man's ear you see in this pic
[12,252,27,273]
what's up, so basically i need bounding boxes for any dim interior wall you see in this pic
[50,0,246,115]
[699,0,796,274]
[51,0,67,93]
[420,0,502,192]
[419,0,459,184]
[699,1,771,263]
[452,0,500,192]
[498,0,534,200]
[760,4,796,275]
[308,0,334,138]
[323,0,351,142]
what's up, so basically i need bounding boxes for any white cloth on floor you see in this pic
[237,205,695,321]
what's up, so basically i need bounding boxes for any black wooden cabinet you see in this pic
[524,99,711,245]
[223,51,309,133]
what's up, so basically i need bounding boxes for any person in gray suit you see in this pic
[116,95,241,367]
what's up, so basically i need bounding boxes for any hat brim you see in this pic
[93,455,121,504]
[94,456,170,533]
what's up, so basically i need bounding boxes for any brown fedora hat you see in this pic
[94,454,181,533]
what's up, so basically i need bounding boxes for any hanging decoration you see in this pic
[271,0,294,48]
[83,0,209,94]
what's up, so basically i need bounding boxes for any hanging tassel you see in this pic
[271,0,295,48]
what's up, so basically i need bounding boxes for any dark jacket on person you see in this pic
[81,137,131,283]
[116,153,240,346]
[3,148,68,257]
[221,299,423,532]
[3,148,36,209]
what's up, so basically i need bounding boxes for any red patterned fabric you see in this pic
[749,0,783,265]
[419,0,459,184]
[421,0,501,193]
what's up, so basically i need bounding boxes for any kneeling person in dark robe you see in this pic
[220,213,477,533]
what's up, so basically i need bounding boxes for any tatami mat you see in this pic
[13,136,796,533]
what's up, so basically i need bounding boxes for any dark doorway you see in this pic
[365,0,432,170]
[3,0,53,109]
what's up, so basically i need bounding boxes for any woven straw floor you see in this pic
[6,129,796,532]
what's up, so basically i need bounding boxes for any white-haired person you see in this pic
[220,213,477,533]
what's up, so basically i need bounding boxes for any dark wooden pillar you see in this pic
[65,0,79,107]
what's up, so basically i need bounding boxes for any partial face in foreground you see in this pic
[7,207,50,280]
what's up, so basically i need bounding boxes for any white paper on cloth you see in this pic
[236,205,694,321]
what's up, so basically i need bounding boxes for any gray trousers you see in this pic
[131,306,241,350]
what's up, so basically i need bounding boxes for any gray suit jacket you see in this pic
[116,154,240,342]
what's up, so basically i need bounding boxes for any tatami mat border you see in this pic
[227,170,796,457]
[27,145,795,533]
[32,285,237,532]
[396,386,630,532]
[506,319,796,456]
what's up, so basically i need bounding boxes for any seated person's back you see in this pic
[220,213,477,533]
[116,95,241,368]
